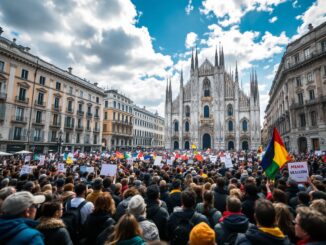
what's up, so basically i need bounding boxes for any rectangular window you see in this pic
[105,101,108,108]
[93,134,97,145]
[122,104,124,111]
[76,133,80,144]
[88,94,91,100]
[39,76,46,85]
[298,93,304,105]
[21,69,29,80]
[34,129,41,141]
[299,114,306,127]
[80,90,83,98]
[69,86,73,94]
[53,114,58,125]
[65,132,70,143]
[0,61,4,71]
[311,111,317,126]
[15,107,24,120]
[36,111,42,123]
[38,93,44,105]
[77,118,82,127]
[78,103,82,111]
[307,72,313,82]
[296,76,302,87]
[103,124,107,131]
[14,127,22,140]
[87,120,90,130]
[104,112,107,120]
[294,53,300,63]
[68,100,73,111]
[304,48,310,59]
[309,90,315,100]
[54,97,60,108]
[321,39,326,51]
[51,130,57,141]
[96,97,99,103]
[18,87,26,101]
[95,108,99,117]
[113,101,116,108]
[56,81,61,90]
[113,112,116,120]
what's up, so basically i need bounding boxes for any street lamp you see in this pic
[57,130,63,157]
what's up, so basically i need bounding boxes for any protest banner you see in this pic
[154,156,162,166]
[225,157,233,168]
[127,158,134,165]
[187,159,194,164]
[39,155,45,165]
[288,162,309,183]
[100,164,117,177]
[24,155,31,163]
[166,159,173,165]
[209,155,217,163]
[239,157,244,161]
[220,157,226,163]
[86,167,95,173]
[20,165,32,176]
[58,163,66,173]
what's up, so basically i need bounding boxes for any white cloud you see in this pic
[292,0,300,8]
[200,0,286,27]
[269,16,278,23]
[293,0,326,39]
[185,0,194,15]
[185,32,198,49]
[263,65,270,69]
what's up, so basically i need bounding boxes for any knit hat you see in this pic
[189,222,215,245]
[127,194,146,216]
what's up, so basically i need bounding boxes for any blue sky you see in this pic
[0,0,325,124]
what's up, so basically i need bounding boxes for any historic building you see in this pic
[133,105,165,149]
[165,48,261,151]
[102,89,133,150]
[0,34,104,153]
[265,22,326,153]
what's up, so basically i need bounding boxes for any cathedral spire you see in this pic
[165,78,169,103]
[215,46,218,67]
[235,61,239,84]
[195,46,198,69]
[169,78,172,101]
[219,44,225,68]
[180,69,183,87]
[191,48,194,72]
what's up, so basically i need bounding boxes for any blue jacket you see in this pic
[0,217,44,245]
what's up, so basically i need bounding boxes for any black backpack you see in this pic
[206,208,217,228]
[62,200,87,244]
[171,212,200,245]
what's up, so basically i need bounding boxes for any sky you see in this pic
[0,0,326,125]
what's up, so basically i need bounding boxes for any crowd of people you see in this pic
[0,149,325,245]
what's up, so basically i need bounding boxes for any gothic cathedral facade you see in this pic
[164,48,261,151]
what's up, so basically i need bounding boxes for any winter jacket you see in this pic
[136,215,160,242]
[241,196,259,224]
[84,211,115,245]
[0,216,44,245]
[195,202,222,227]
[235,225,292,245]
[166,207,209,241]
[215,213,249,245]
[213,187,228,213]
[146,200,169,241]
[37,217,72,245]
[115,196,132,221]
[116,235,145,245]
[167,189,182,214]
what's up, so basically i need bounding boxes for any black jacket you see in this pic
[241,196,259,224]
[166,190,182,214]
[213,187,228,213]
[84,211,115,245]
[146,200,169,241]
[115,196,132,221]
[37,218,73,245]
[235,225,292,245]
[166,207,209,241]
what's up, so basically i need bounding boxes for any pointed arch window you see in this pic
[174,121,179,132]
[203,78,210,97]
[204,105,209,118]
[228,121,233,131]
[227,104,233,116]
[242,120,248,132]
[185,121,189,132]
[185,105,190,117]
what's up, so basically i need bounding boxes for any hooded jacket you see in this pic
[36,217,72,245]
[235,225,292,245]
[0,217,44,245]
[213,187,228,213]
[146,199,169,241]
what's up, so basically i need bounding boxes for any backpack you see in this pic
[62,199,87,244]
[206,208,217,228]
[221,222,239,245]
[171,212,200,245]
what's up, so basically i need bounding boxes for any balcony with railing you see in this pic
[0,91,7,100]
[94,114,100,120]
[34,100,46,107]
[64,122,74,129]
[77,110,84,116]
[50,119,61,128]
[11,115,28,123]
[8,129,28,141]
[33,134,44,142]
[94,127,100,133]
[290,102,304,109]
[86,112,93,118]
[33,119,45,126]
[66,107,74,114]
[286,48,326,71]
[200,115,214,124]
[76,125,84,131]
[15,96,29,104]
[52,105,62,112]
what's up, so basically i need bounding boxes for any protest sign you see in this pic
[239,157,244,161]
[127,158,134,165]
[58,163,66,173]
[86,167,94,173]
[187,159,194,164]
[24,155,31,163]
[20,165,32,176]
[220,157,226,163]
[288,162,309,183]
[80,166,87,173]
[225,157,233,168]
[166,159,173,165]
[39,155,45,165]
[209,155,217,163]
[100,164,117,177]
[154,156,162,166]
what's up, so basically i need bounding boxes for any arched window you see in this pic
[227,104,233,116]
[228,121,233,131]
[203,78,210,97]
[185,121,189,132]
[185,105,190,117]
[242,141,249,150]
[242,120,248,132]
[204,105,209,118]
[174,121,179,132]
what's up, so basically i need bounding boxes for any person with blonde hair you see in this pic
[274,202,296,243]
[229,188,242,200]
[310,199,326,216]
[106,213,144,245]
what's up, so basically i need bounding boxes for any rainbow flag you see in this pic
[116,151,124,159]
[261,128,291,179]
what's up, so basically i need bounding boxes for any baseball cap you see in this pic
[1,191,45,216]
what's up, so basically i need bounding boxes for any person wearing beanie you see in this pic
[128,194,160,242]
[189,222,216,245]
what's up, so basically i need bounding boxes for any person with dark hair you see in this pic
[86,178,104,204]
[115,187,139,221]
[84,193,116,245]
[166,179,182,214]
[215,196,249,245]
[195,190,221,228]
[37,201,73,245]
[159,180,169,204]
[213,177,228,213]
[235,199,291,245]
[146,185,169,241]
[294,206,326,245]
[241,183,259,224]
[167,189,208,245]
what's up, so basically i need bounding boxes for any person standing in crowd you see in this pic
[0,191,45,245]
[86,178,104,204]
[115,187,139,221]
[127,194,160,242]
[274,202,296,243]
[167,179,182,214]
[37,201,73,245]
[235,199,291,245]
[241,183,259,224]
[106,213,145,245]
[189,222,216,245]
[213,177,228,213]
